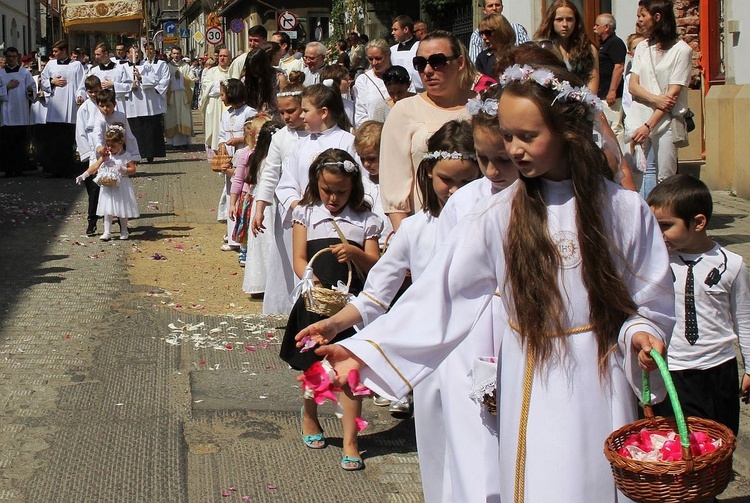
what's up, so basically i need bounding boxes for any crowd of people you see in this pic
[1,0,748,501]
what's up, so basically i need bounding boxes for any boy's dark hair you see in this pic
[393,15,414,32]
[300,148,371,214]
[96,88,116,105]
[248,25,268,39]
[85,75,102,91]
[52,40,69,51]
[274,31,291,48]
[382,65,411,85]
[646,174,713,226]
[220,78,247,106]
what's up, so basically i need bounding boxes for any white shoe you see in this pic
[388,396,412,416]
[99,233,112,241]
[220,243,237,251]
[119,233,129,240]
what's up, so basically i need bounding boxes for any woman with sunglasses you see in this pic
[379,30,475,231]
[353,39,396,128]
[475,13,516,78]
[535,0,599,93]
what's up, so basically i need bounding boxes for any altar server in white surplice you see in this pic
[125,46,169,162]
[0,47,36,176]
[40,40,86,177]
[88,43,132,115]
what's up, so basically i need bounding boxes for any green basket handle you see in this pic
[641,349,690,451]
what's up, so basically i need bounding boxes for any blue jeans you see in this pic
[639,143,658,199]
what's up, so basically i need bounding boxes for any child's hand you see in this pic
[75,172,89,185]
[251,211,265,236]
[295,319,339,347]
[330,243,354,263]
[631,331,666,372]
[741,374,750,405]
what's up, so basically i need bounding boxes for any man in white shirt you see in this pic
[88,42,132,114]
[0,47,36,176]
[40,40,86,177]
[302,42,327,86]
[468,0,529,63]
[273,32,304,76]
[228,25,268,79]
[200,47,231,151]
[390,15,423,92]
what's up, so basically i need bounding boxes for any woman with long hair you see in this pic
[242,47,282,116]
[475,13,516,78]
[535,0,599,92]
[624,0,693,197]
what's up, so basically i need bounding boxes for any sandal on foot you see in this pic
[341,455,364,471]
[300,407,325,449]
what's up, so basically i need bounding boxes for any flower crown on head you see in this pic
[277,90,302,97]
[107,124,125,133]
[466,96,499,116]
[423,151,477,161]
[321,160,359,173]
[498,64,603,118]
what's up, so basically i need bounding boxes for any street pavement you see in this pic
[0,126,749,502]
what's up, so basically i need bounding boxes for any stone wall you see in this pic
[674,0,701,88]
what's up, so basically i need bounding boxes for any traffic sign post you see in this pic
[164,21,177,36]
[180,28,190,39]
[206,26,224,45]
[230,18,245,34]
[277,11,298,31]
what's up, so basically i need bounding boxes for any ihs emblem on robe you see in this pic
[553,230,581,269]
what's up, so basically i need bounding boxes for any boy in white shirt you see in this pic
[648,174,750,435]
[75,75,103,236]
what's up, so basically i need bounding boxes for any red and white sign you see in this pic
[206,26,224,45]
[277,11,298,31]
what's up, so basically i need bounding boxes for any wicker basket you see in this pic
[211,153,232,172]
[604,350,736,503]
[303,247,352,317]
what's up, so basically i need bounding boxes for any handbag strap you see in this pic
[330,219,366,282]
[364,71,388,102]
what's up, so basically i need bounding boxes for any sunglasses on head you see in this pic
[412,53,458,72]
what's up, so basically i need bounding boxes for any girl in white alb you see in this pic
[251,85,308,314]
[275,83,358,230]
[295,120,484,501]
[315,65,676,503]
[76,124,139,241]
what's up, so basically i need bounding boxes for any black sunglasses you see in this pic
[412,53,458,73]
[479,30,494,37]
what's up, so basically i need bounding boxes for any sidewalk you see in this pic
[0,149,749,502]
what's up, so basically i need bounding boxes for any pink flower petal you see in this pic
[355,416,368,432]
[299,335,317,353]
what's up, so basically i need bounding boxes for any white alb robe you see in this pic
[165,60,194,145]
[41,59,86,124]
[340,178,675,503]
[88,62,132,114]
[126,60,169,118]
[0,66,35,126]
[200,65,230,151]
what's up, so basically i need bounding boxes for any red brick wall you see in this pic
[674,0,701,88]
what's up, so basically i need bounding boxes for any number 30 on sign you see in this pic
[206,26,224,45]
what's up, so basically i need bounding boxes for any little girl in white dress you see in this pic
[76,123,139,240]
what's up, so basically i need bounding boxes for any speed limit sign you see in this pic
[206,26,224,45]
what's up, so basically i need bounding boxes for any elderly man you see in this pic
[302,42,327,86]
[0,47,36,176]
[594,13,627,138]
[40,40,86,177]
[228,25,268,79]
[390,15,423,92]
[165,46,194,149]
[88,42,132,113]
[273,32,304,76]
[468,0,529,63]
[200,47,231,152]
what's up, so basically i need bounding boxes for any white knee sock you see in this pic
[103,215,113,235]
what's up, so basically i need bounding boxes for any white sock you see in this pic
[103,215,112,235]
[119,217,129,235]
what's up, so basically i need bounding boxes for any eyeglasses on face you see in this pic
[304,54,322,60]
[479,30,494,37]
[412,53,458,72]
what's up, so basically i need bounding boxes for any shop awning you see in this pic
[63,0,144,33]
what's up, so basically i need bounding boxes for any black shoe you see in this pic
[86,224,97,237]
[147,157,154,163]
